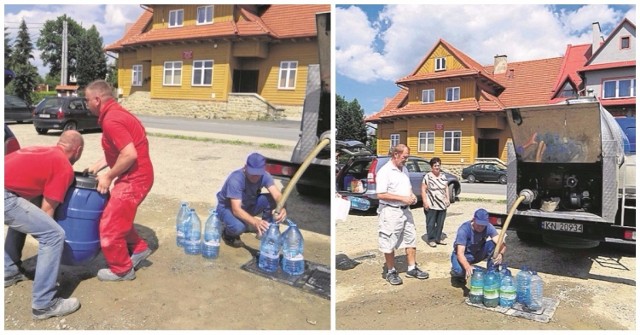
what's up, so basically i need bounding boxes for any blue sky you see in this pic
[3,3,144,77]
[336,4,636,116]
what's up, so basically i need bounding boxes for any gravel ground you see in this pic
[3,122,331,330]
[336,199,636,330]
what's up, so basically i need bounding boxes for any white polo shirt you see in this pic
[376,159,412,207]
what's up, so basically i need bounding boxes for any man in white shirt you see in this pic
[376,144,429,285]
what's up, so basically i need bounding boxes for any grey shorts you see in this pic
[377,206,417,253]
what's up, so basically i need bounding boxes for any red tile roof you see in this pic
[580,60,636,72]
[548,43,591,103]
[105,4,329,52]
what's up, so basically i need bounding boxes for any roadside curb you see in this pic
[144,127,297,148]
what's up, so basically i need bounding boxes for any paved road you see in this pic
[137,115,301,143]
[459,181,506,198]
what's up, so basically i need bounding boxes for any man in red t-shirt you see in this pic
[4,130,84,319]
[85,80,154,282]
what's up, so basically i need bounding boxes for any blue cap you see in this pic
[246,152,266,176]
[473,208,491,226]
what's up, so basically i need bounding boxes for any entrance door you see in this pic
[478,139,499,158]
[232,70,259,93]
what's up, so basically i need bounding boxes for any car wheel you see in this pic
[467,174,476,183]
[17,120,24,124]
[448,184,456,204]
[35,127,48,135]
[499,175,507,184]
[63,121,77,131]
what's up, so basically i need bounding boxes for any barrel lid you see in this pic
[74,171,99,189]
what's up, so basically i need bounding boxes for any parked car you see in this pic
[336,153,461,211]
[461,162,507,184]
[4,124,21,155]
[4,95,33,123]
[336,140,373,173]
[32,96,100,134]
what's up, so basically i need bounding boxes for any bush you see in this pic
[31,91,58,105]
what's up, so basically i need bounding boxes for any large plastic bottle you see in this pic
[516,266,532,305]
[483,266,500,308]
[175,201,190,247]
[528,271,544,311]
[281,219,305,276]
[499,275,516,308]
[499,262,512,281]
[201,209,221,259]
[183,208,202,255]
[469,267,484,304]
[258,220,281,273]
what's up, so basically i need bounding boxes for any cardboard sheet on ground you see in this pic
[465,297,560,323]
[242,257,330,300]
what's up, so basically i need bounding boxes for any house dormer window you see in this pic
[559,82,576,98]
[621,36,630,49]
[435,57,446,71]
[197,5,213,25]
[446,87,460,102]
[421,89,435,103]
[169,9,184,28]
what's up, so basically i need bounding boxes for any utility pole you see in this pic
[61,20,68,85]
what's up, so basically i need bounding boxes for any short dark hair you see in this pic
[429,157,441,167]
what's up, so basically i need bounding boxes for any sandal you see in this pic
[427,241,437,248]
[436,240,447,245]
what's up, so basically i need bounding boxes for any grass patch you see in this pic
[147,132,286,150]
[459,197,506,204]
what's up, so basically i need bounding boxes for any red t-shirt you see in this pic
[4,146,74,202]
[98,99,154,184]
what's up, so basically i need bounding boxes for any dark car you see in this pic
[32,96,100,134]
[4,95,33,123]
[461,162,507,184]
[4,124,21,155]
[336,153,461,211]
[336,140,373,173]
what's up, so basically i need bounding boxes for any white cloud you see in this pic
[337,4,635,84]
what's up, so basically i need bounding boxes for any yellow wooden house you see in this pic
[105,4,330,120]
[366,39,563,169]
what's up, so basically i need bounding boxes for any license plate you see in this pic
[541,221,583,233]
[39,114,51,118]
[349,196,370,211]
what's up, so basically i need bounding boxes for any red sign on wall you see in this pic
[182,51,193,59]
[435,123,444,130]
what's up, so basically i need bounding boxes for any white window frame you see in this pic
[443,130,461,153]
[446,87,460,102]
[390,134,400,148]
[278,61,298,89]
[603,78,636,99]
[132,64,143,87]
[435,57,446,71]
[418,131,435,152]
[163,61,183,86]
[169,9,184,28]
[421,89,435,103]
[196,5,213,25]
[191,60,213,86]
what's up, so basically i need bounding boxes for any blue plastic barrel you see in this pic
[54,172,108,266]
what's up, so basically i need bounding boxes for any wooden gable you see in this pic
[415,43,466,75]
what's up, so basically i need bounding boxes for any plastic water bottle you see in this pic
[183,208,202,255]
[258,220,281,273]
[201,209,221,259]
[528,271,544,311]
[499,275,516,308]
[281,219,305,276]
[469,267,484,304]
[499,262,512,281]
[483,266,500,308]
[175,201,190,247]
[516,266,532,305]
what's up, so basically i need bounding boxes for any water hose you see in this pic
[274,134,331,218]
[492,189,536,260]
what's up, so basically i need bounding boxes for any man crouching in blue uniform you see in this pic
[216,152,287,248]
[450,208,507,286]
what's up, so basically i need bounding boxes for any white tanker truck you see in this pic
[488,97,635,248]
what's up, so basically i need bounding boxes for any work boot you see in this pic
[131,248,152,269]
[4,272,28,288]
[32,297,81,320]
[97,268,135,282]
[222,232,244,248]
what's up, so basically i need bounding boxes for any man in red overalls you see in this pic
[85,80,154,281]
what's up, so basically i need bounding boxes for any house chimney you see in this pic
[493,55,508,75]
[592,22,604,51]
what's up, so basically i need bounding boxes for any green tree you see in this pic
[4,27,13,69]
[336,95,368,143]
[36,15,85,82]
[76,25,108,87]
[10,19,39,105]
[106,60,118,88]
